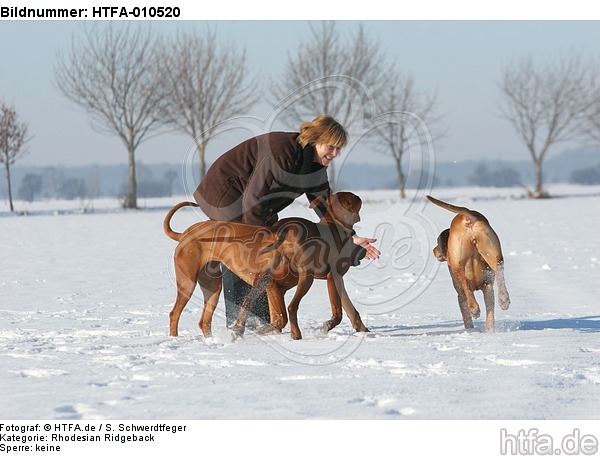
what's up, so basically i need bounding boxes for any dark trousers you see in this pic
[222,266,270,327]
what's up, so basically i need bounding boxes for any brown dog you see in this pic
[164,192,369,340]
[427,195,510,331]
[232,192,370,340]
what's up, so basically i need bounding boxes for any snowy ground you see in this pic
[1,185,599,421]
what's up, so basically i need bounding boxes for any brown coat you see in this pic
[193,132,330,226]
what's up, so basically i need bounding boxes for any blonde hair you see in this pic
[297,115,348,149]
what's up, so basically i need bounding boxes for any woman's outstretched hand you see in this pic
[352,235,380,260]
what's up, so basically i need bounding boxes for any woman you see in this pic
[194,115,380,326]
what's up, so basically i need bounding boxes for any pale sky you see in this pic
[1,4,599,168]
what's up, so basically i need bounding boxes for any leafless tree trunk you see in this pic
[372,72,443,198]
[498,54,597,198]
[157,29,260,180]
[581,72,600,146]
[270,22,392,191]
[0,102,31,212]
[55,23,166,209]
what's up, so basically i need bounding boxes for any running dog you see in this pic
[427,195,511,331]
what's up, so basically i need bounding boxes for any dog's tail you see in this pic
[426,195,480,222]
[163,201,201,241]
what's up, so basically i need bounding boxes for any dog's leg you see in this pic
[474,230,510,311]
[197,264,222,338]
[231,275,272,339]
[255,285,287,336]
[286,272,315,340]
[322,275,344,333]
[328,273,369,333]
[451,274,474,330]
[169,261,200,337]
[170,290,193,337]
[495,261,511,311]
[266,283,288,334]
[450,262,481,319]
[231,298,251,339]
[457,295,475,330]
[482,281,496,332]
[477,252,510,311]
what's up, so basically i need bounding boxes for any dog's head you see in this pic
[310,192,362,230]
[433,228,450,262]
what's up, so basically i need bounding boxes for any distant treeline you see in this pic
[3,149,600,202]
[3,163,188,202]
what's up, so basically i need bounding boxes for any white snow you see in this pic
[1,184,599,421]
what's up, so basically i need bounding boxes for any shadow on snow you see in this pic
[518,315,600,332]
[367,315,600,337]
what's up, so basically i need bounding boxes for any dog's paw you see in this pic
[256,324,281,335]
[231,326,245,341]
[499,291,511,310]
[469,303,481,319]
[321,321,333,334]
[321,317,342,334]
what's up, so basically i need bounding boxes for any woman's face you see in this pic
[314,143,341,167]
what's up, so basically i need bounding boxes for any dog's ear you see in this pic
[309,195,329,209]
[434,229,450,261]
[439,229,450,248]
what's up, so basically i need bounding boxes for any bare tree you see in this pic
[372,71,443,198]
[55,24,165,209]
[158,29,259,180]
[498,54,597,198]
[0,102,31,212]
[270,22,392,190]
[581,71,600,145]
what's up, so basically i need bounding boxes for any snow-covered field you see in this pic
[1,184,599,422]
